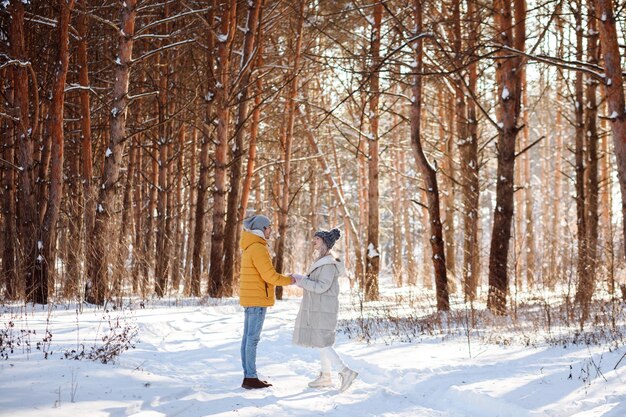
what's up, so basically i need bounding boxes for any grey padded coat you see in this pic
[292,255,346,348]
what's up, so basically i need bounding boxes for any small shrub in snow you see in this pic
[64,311,137,364]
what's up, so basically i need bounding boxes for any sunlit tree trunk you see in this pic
[364,2,383,301]
[573,1,590,318]
[184,125,198,292]
[155,4,172,296]
[593,0,626,279]
[31,0,75,304]
[1,71,18,299]
[411,0,449,310]
[275,0,305,300]
[439,88,456,293]
[77,0,94,301]
[88,0,137,305]
[487,0,525,314]
[10,1,37,302]
[223,0,263,297]
[191,3,217,297]
[460,0,480,301]
[208,0,237,298]
[584,0,599,297]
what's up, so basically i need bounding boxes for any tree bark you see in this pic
[223,0,263,297]
[208,0,237,298]
[411,0,449,311]
[364,2,382,302]
[584,0,600,298]
[1,70,18,299]
[191,3,217,297]
[274,0,305,300]
[155,3,172,297]
[31,0,75,304]
[594,0,626,238]
[10,1,37,302]
[458,0,481,301]
[487,0,525,314]
[87,0,137,305]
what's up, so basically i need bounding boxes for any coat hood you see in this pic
[307,255,346,276]
[241,230,267,250]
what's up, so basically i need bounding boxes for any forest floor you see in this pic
[1,277,625,417]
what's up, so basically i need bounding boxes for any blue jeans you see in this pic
[241,307,267,378]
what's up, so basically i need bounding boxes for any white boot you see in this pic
[308,372,333,388]
[339,367,358,392]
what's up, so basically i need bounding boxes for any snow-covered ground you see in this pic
[1,289,626,417]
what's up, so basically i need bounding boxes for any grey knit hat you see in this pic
[314,228,341,249]
[243,215,271,231]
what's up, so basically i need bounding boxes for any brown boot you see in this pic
[242,377,272,389]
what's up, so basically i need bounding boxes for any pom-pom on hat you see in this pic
[315,228,341,249]
[243,215,271,231]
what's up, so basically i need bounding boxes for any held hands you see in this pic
[288,273,307,286]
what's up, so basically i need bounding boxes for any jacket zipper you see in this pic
[265,283,268,297]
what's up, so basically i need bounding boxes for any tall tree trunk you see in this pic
[116,137,137,299]
[155,6,171,297]
[223,0,263,297]
[573,1,590,317]
[10,1,37,302]
[584,0,600,297]
[65,121,82,299]
[410,0,449,311]
[31,0,75,304]
[364,2,382,302]
[172,125,185,291]
[1,72,17,299]
[441,88,457,293]
[78,0,95,288]
[275,0,305,300]
[521,67,535,290]
[208,0,237,298]
[184,125,198,292]
[87,0,136,305]
[132,137,143,293]
[594,2,626,253]
[191,3,216,297]
[392,146,404,287]
[400,150,418,286]
[460,0,481,301]
[487,0,525,314]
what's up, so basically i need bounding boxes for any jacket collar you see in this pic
[240,230,267,250]
[307,255,342,275]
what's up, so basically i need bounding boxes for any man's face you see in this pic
[263,225,272,239]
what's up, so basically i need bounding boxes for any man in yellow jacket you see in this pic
[239,214,293,389]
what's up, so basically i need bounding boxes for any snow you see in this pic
[2,287,626,417]
[610,111,619,120]
[105,148,113,158]
[367,242,379,258]
[501,87,510,100]
[601,12,607,22]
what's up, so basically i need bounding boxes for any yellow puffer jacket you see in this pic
[239,230,292,307]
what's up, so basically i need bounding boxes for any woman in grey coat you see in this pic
[292,228,358,392]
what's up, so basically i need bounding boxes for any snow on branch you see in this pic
[135,7,211,36]
[127,91,159,103]
[131,39,196,64]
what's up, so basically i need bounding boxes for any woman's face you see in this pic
[313,236,324,250]
[263,225,272,239]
